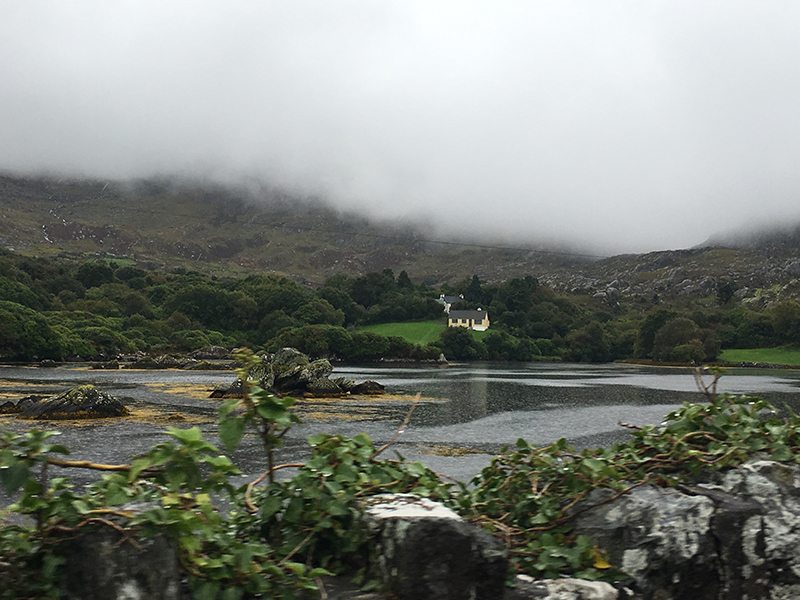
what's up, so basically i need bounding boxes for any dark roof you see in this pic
[441,295,463,304]
[448,310,488,320]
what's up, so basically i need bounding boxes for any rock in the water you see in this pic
[125,355,193,369]
[572,459,800,600]
[39,359,58,368]
[362,494,507,600]
[350,380,385,395]
[0,400,19,414]
[183,359,233,371]
[21,385,129,419]
[91,360,120,370]
[2,395,46,414]
[271,347,309,372]
[210,348,384,398]
[189,345,230,359]
[209,379,245,399]
[306,377,344,396]
[303,358,334,382]
[331,377,357,392]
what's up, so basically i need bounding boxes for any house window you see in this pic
[475,319,483,325]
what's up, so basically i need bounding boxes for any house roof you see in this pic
[448,310,488,320]
[441,295,463,304]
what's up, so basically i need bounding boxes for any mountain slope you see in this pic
[0,174,586,284]
[2,173,800,304]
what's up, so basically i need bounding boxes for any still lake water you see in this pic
[3,363,800,481]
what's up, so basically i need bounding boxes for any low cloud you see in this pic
[3,1,800,253]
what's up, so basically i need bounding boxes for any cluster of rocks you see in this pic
[210,347,385,398]
[538,248,800,306]
[90,347,235,370]
[0,385,129,419]
[321,459,800,599]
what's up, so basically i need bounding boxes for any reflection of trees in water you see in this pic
[413,372,490,426]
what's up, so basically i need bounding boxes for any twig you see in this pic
[279,530,316,565]
[618,421,643,431]
[370,393,422,460]
[244,462,304,513]
[316,577,329,600]
[46,457,133,472]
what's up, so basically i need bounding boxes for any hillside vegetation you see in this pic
[3,247,800,365]
[6,174,800,309]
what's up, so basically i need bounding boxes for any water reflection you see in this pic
[336,363,800,429]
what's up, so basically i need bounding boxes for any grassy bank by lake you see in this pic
[357,320,446,345]
[720,347,800,366]
[356,320,492,345]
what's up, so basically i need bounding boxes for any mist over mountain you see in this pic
[0,173,592,285]
[703,222,800,253]
[4,2,800,253]
[5,173,800,309]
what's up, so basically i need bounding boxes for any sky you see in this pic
[2,1,800,254]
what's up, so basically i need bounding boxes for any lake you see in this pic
[3,362,800,482]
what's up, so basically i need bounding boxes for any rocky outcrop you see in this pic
[571,459,800,600]
[20,385,129,419]
[188,345,230,359]
[123,355,197,369]
[210,348,385,398]
[349,380,385,395]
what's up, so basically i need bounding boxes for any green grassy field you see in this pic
[357,320,447,345]
[720,347,800,366]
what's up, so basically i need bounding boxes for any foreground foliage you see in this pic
[4,369,800,597]
[463,373,800,579]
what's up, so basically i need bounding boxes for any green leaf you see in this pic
[0,462,30,494]
[167,426,204,445]
[218,416,246,452]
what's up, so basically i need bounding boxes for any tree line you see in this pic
[1,249,798,363]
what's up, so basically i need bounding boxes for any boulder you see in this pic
[91,360,120,370]
[183,360,233,371]
[21,385,129,419]
[362,494,507,600]
[209,348,384,398]
[572,459,800,600]
[350,380,385,395]
[124,355,193,369]
[188,345,230,359]
[306,377,345,396]
[331,377,357,392]
[0,400,19,414]
[271,347,309,373]
[209,379,245,399]
[57,504,181,600]
[1,395,46,414]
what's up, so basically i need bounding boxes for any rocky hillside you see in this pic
[0,174,581,285]
[2,173,800,303]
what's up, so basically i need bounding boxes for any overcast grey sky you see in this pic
[2,1,800,253]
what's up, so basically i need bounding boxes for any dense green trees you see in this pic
[0,301,63,360]
[0,249,792,364]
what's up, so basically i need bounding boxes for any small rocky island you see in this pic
[210,347,385,398]
[0,384,129,419]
